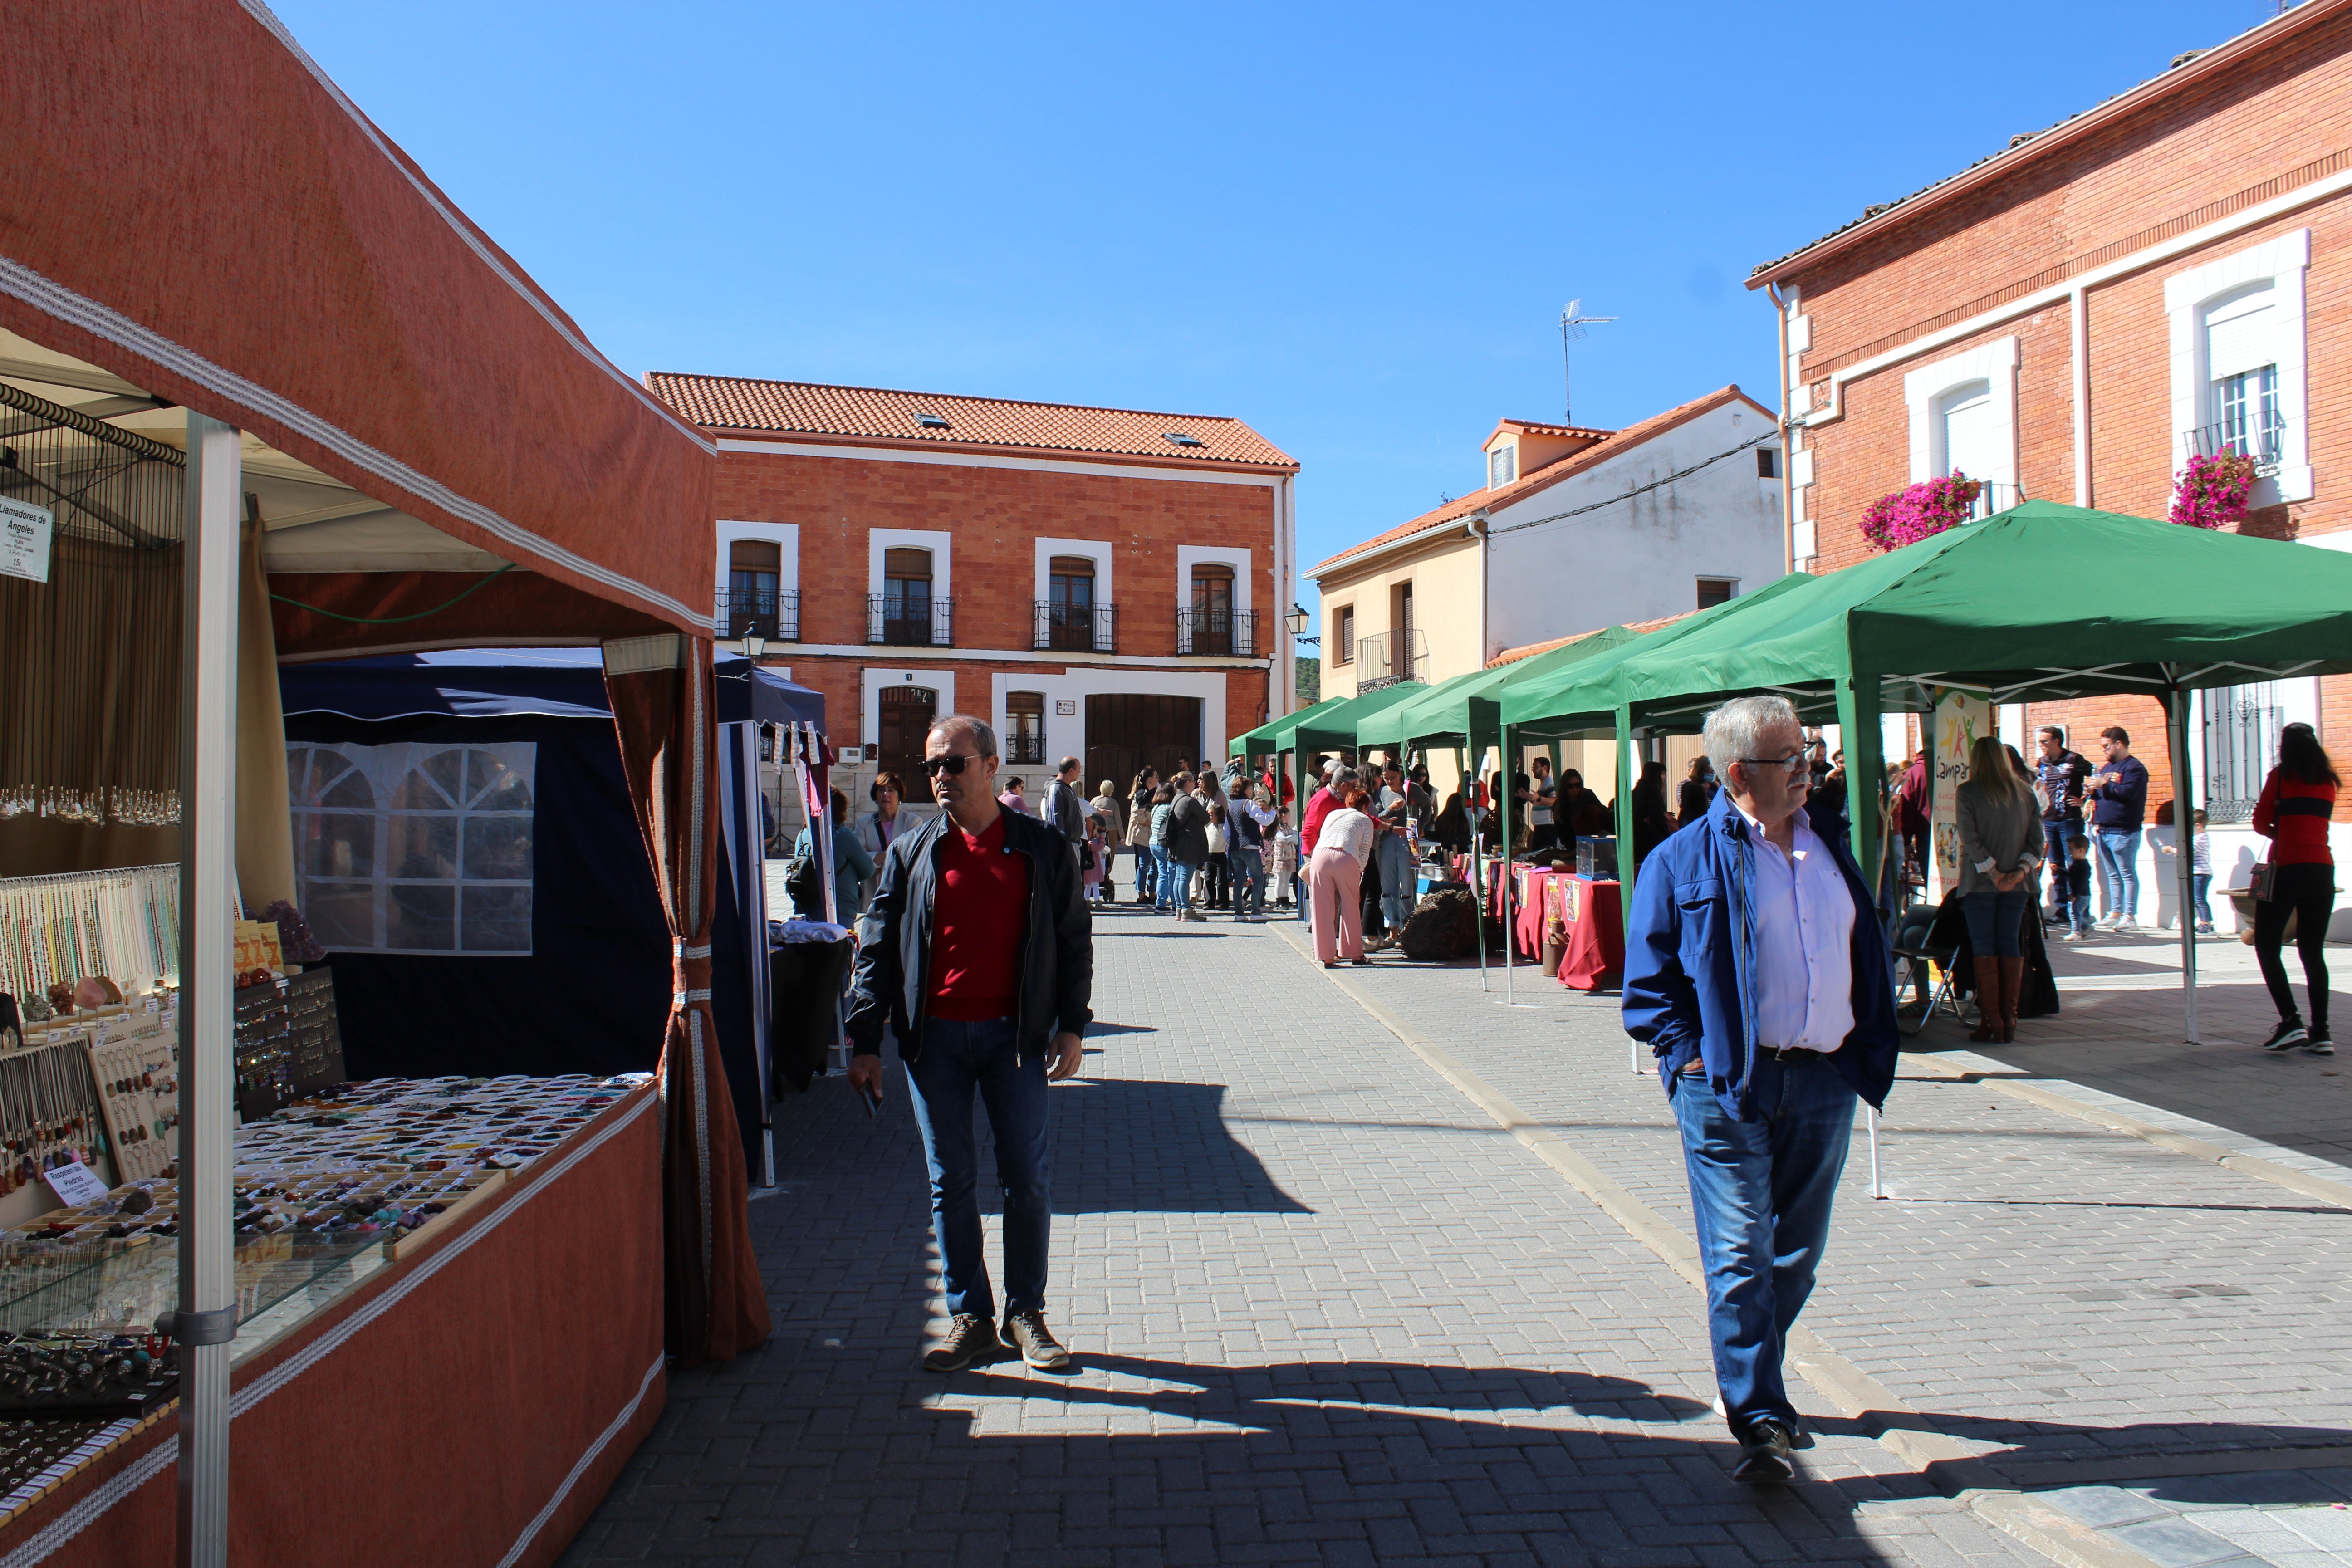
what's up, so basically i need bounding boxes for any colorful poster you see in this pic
[1927,686,1992,902]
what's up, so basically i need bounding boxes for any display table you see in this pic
[1512,868,1568,960]
[1554,876,1624,992]
[0,1082,662,1568]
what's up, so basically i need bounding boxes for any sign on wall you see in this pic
[0,497,53,583]
[1927,685,1993,902]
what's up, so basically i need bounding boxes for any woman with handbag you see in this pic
[2252,722,2339,1054]
[1955,735,2044,1042]
[1125,767,1160,904]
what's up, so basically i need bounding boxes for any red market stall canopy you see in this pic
[0,0,717,656]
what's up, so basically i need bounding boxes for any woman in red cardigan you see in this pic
[2252,721,2339,1055]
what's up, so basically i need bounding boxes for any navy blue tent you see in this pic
[278,648,825,1180]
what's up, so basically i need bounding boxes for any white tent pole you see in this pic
[176,412,241,1568]
[2168,683,2200,1044]
[1868,1104,1886,1199]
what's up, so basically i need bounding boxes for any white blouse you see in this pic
[1318,807,1375,867]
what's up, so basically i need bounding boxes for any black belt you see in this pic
[1756,1045,1835,1065]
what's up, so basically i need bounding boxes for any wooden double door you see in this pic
[875,685,937,785]
[1085,693,1202,794]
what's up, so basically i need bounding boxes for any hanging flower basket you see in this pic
[1860,473,1984,552]
[2168,450,2258,530]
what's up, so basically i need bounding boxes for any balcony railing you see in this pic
[1355,628,1429,687]
[715,586,800,642]
[867,595,955,647]
[1034,601,1118,654]
[2185,410,2287,475]
[1004,732,1046,766]
[1176,607,1261,658]
[1960,480,2027,520]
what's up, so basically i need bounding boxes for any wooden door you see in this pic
[1086,693,1202,794]
[876,686,937,785]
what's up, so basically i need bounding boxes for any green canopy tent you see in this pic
[1590,500,2352,1042]
[1229,693,1349,758]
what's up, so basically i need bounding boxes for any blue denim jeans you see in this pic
[1166,857,1196,913]
[1375,832,1414,931]
[904,1016,1051,1321]
[2093,827,2142,921]
[1230,846,1266,917]
[2191,872,2213,928]
[1961,887,2030,957]
[2041,820,2083,915]
[1671,1055,1857,1434]
[1151,844,1173,908]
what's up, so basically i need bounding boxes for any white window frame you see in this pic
[1903,336,2018,490]
[2165,228,2312,505]
[867,527,954,601]
[1488,444,1516,489]
[1175,545,1251,612]
[859,667,957,749]
[1033,536,1114,608]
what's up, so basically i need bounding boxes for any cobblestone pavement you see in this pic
[559,902,2068,1568]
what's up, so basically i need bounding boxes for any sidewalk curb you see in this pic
[1270,921,2177,1568]
[1901,1056,2352,1210]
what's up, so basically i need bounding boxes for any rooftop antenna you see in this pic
[1559,298,1616,425]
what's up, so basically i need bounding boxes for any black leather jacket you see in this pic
[846,806,1093,1064]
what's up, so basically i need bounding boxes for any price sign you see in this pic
[43,1159,109,1209]
[0,497,53,583]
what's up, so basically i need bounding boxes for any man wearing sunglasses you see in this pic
[1622,695,1898,1486]
[847,714,1093,1375]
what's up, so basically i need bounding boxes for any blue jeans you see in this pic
[904,1016,1051,1321]
[1151,843,1173,907]
[2093,827,2142,921]
[1671,1055,1857,1434]
[1230,846,1266,917]
[2041,820,2083,914]
[1375,832,1414,931]
[2191,873,2213,928]
[1166,857,1196,913]
[1961,887,2030,956]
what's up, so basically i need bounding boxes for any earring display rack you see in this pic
[84,1013,177,1184]
[232,971,343,1123]
[0,1024,115,1200]
[0,867,178,1006]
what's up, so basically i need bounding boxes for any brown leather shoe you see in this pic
[922,1313,1004,1373]
[1001,1309,1072,1372]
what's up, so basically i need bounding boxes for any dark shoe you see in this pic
[2259,1018,2309,1052]
[1322,960,1338,970]
[2304,1029,2335,1056]
[1731,1417,1795,1484]
[1181,910,1207,923]
[1352,957,1373,966]
[922,1313,1004,1373]
[1001,1308,1072,1371]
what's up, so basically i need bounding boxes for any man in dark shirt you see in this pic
[2034,726,2092,926]
[848,715,1091,1373]
[1164,773,1211,923]
[2086,725,2151,931]
[1044,755,1087,855]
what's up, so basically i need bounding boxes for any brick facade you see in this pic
[1760,3,2352,829]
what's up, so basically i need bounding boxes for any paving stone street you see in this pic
[564,902,2352,1568]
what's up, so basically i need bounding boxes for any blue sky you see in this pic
[276,0,2270,621]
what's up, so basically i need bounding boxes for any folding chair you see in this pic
[1890,898,1966,1037]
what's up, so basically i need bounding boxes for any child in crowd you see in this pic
[2065,838,2096,941]
[1083,815,1109,903]
[1269,810,1298,908]
[1203,801,1230,909]
[2159,808,2215,935]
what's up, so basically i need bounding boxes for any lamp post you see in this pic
[745,633,767,665]
[1284,604,1309,640]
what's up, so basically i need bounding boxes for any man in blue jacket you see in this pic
[1622,696,1898,1484]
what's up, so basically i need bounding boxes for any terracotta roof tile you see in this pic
[1308,385,1771,579]
[1487,610,1692,668]
[645,372,1295,470]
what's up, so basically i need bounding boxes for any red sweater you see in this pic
[925,813,1032,1021]
[1301,787,1338,858]
[2253,769,2337,866]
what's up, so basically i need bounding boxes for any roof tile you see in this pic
[646,372,1295,469]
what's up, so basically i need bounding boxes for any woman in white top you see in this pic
[1307,772,1376,967]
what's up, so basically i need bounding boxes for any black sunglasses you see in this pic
[920,753,985,777]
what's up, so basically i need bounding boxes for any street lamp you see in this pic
[1283,604,1309,639]
[745,633,767,664]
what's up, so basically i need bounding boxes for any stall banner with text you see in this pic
[0,498,52,583]
[1927,686,1992,902]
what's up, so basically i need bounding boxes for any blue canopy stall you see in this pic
[276,647,826,1182]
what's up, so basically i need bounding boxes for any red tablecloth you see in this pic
[1512,867,1566,959]
[1555,875,1624,991]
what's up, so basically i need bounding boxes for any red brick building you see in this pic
[646,374,1297,806]
[1749,0,2352,902]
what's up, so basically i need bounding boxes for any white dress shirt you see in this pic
[1735,805,1856,1052]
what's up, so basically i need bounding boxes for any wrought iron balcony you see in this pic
[2185,410,2287,475]
[867,595,954,647]
[1354,628,1429,688]
[1004,732,1047,765]
[1034,601,1118,654]
[715,586,799,642]
[1176,607,1261,658]
[1962,480,2027,520]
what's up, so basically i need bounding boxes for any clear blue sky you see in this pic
[276,0,2269,623]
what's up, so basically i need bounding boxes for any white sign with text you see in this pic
[0,497,53,583]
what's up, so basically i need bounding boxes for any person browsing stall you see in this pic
[847,715,1092,1375]
[1621,696,1899,1486]
[2086,726,2150,931]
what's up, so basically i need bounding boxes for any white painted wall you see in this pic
[1482,399,1787,659]
[989,666,1230,784]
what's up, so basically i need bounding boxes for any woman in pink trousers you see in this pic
[1308,776,1376,967]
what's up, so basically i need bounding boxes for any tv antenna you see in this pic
[1559,298,1616,425]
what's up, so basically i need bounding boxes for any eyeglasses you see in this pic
[1739,752,1810,776]
[920,753,985,777]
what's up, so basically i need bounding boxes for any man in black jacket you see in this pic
[1163,774,1210,923]
[1044,755,1087,856]
[848,714,1093,1373]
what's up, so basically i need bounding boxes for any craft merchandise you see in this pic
[0,867,178,1006]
